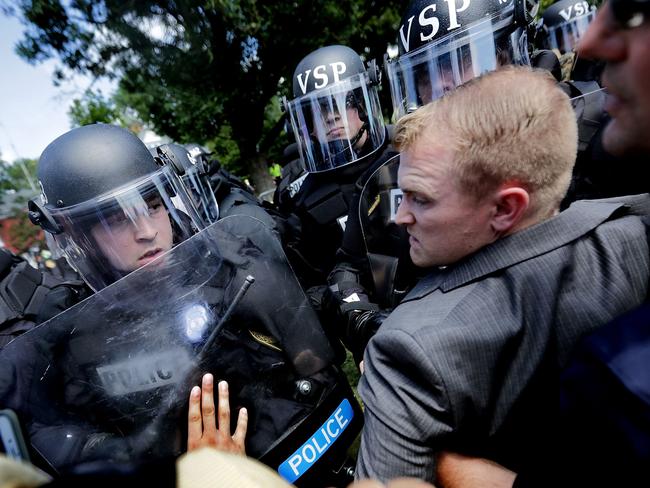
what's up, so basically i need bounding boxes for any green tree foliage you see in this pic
[0,157,39,220]
[68,89,124,127]
[0,157,38,195]
[10,0,407,191]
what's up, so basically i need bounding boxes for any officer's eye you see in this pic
[318,101,339,116]
[147,196,165,216]
[105,210,130,227]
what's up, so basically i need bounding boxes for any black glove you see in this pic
[345,309,389,364]
[531,49,562,82]
[322,279,374,331]
[326,263,388,363]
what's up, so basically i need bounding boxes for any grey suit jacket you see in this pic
[356,195,650,482]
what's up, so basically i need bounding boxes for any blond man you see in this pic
[437,3,650,486]
[355,66,650,482]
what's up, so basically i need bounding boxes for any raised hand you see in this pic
[187,373,248,455]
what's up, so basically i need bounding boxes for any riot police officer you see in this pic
[386,0,536,119]
[27,124,203,291]
[0,134,250,350]
[3,124,362,486]
[1,124,203,347]
[537,0,598,80]
[277,45,397,293]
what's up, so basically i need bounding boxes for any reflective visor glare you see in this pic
[287,73,385,173]
[94,190,167,235]
[181,171,219,224]
[546,10,596,52]
[386,16,528,120]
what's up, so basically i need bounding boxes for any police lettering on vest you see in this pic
[277,399,354,483]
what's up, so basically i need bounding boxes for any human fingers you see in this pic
[232,407,248,454]
[201,373,217,438]
[187,386,203,450]
[217,380,231,435]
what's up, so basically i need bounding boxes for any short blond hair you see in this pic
[394,66,578,216]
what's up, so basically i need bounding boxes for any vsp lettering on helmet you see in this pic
[387,0,537,119]
[284,45,386,173]
[292,45,366,97]
[539,0,597,54]
[557,0,592,20]
[296,62,349,95]
[399,0,472,53]
[397,0,520,54]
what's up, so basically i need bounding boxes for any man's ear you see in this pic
[490,185,530,235]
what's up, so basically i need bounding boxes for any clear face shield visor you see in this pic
[178,169,219,225]
[386,14,530,120]
[542,9,597,54]
[287,72,386,173]
[48,167,204,291]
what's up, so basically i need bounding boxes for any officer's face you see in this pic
[314,96,367,148]
[415,54,476,106]
[91,196,174,273]
[395,138,496,268]
[579,1,650,156]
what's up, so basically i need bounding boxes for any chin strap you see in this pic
[349,121,369,151]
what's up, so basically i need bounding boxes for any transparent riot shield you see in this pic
[359,155,419,309]
[0,216,361,487]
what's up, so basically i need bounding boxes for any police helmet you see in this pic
[538,0,597,55]
[284,45,386,173]
[29,124,203,291]
[184,143,213,167]
[155,143,219,224]
[386,0,538,119]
